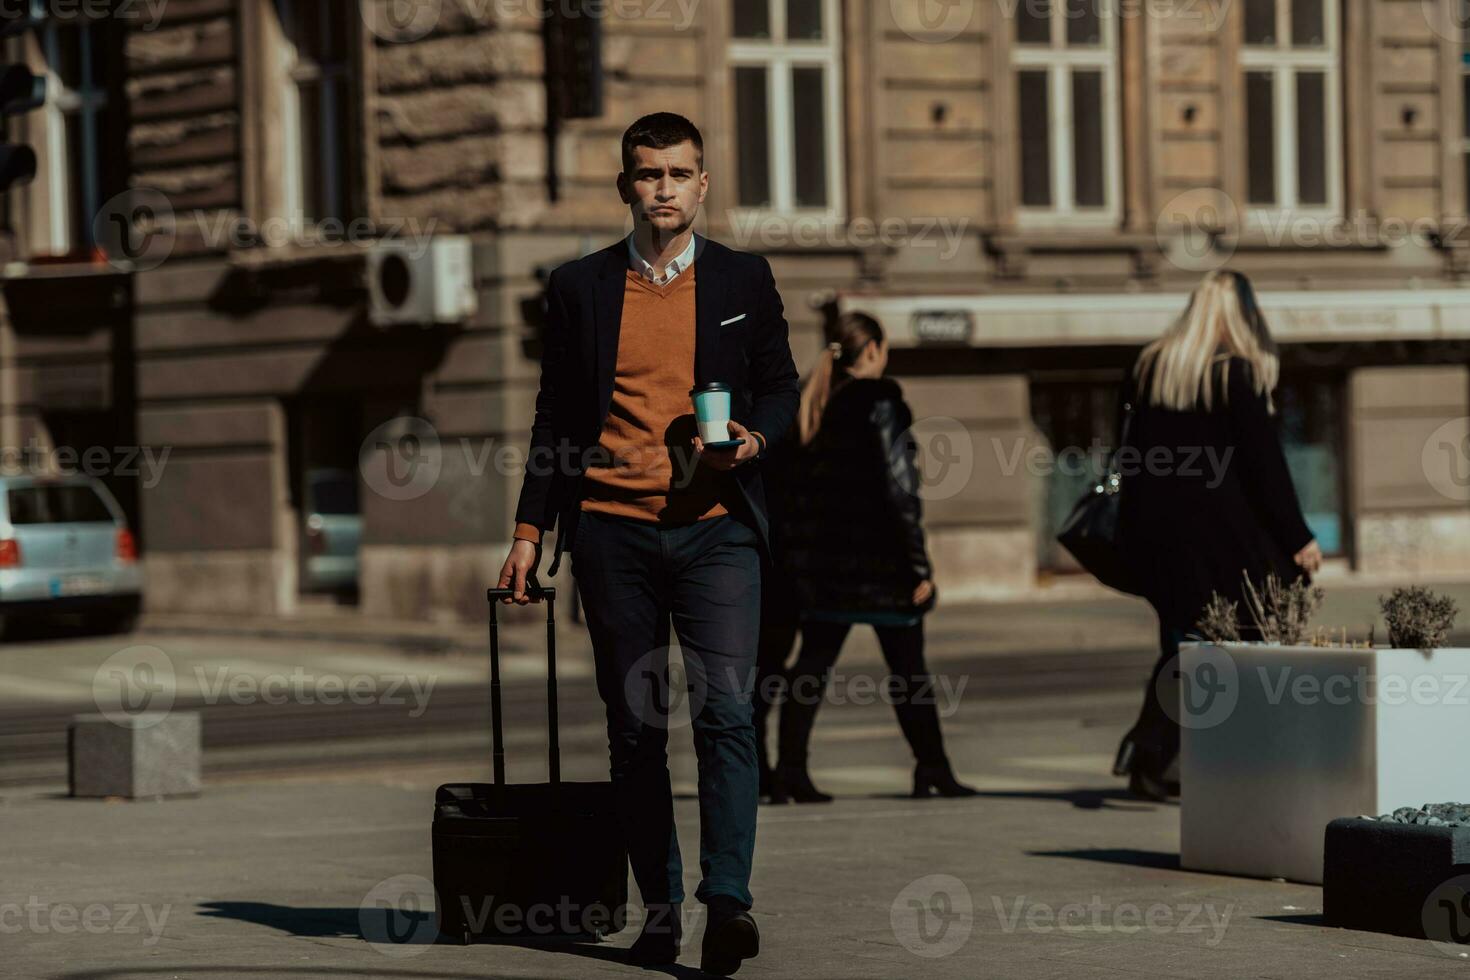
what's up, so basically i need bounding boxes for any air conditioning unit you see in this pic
[367,235,478,327]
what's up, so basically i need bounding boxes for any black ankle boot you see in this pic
[700,896,759,976]
[626,902,682,967]
[767,764,832,804]
[912,760,979,798]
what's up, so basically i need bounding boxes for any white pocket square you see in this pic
[720,313,747,326]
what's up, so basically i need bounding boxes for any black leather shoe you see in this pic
[767,764,833,804]
[700,897,759,976]
[626,902,682,968]
[912,760,979,798]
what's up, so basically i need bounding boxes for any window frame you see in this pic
[1238,0,1343,225]
[726,0,846,222]
[1010,0,1124,230]
[240,0,370,250]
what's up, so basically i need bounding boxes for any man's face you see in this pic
[618,140,707,238]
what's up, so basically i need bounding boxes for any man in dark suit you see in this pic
[497,112,800,975]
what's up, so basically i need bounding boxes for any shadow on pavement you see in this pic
[1257,913,1326,927]
[864,787,1172,810]
[1027,848,1182,871]
[194,901,709,979]
[57,969,569,980]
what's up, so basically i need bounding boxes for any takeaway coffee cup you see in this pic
[690,381,735,446]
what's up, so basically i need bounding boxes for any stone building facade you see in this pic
[0,0,1466,620]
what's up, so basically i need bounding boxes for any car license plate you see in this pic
[50,575,106,597]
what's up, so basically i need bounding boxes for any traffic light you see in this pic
[0,64,42,191]
[0,0,44,192]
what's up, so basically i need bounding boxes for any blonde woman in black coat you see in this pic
[1114,270,1322,800]
[758,312,977,803]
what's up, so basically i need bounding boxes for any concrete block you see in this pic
[69,712,202,799]
[1323,817,1470,940]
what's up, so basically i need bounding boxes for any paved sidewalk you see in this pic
[138,573,1470,665]
[8,675,1470,979]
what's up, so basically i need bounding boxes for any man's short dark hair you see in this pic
[621,113,704,175]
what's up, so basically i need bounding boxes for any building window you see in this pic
[276,0,358,227]
[728,0,844,215]
[18,16,125,258]
[1241,0,1340,214]
[1012,0,1122,226]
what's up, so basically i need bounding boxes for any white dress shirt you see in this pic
[627,231,697,286]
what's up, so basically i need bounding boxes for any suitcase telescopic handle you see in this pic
[486,579,560,787]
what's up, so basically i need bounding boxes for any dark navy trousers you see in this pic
[570,507,762,910]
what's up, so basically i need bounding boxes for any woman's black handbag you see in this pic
[1055,403,1144,597]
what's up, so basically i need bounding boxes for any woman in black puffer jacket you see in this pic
[757,312,977,803]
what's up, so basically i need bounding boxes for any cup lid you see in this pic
[689,381,730,396]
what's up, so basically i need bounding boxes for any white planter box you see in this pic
[1179,642,1470,884]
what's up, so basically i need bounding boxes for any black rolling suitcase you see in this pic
[432,584,628,943]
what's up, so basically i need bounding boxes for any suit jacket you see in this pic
[514,233,801,577]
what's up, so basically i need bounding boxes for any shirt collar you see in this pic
[627,231,697,284]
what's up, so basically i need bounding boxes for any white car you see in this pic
[0,474,143,635]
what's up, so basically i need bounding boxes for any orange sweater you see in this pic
[514,262,742,545]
